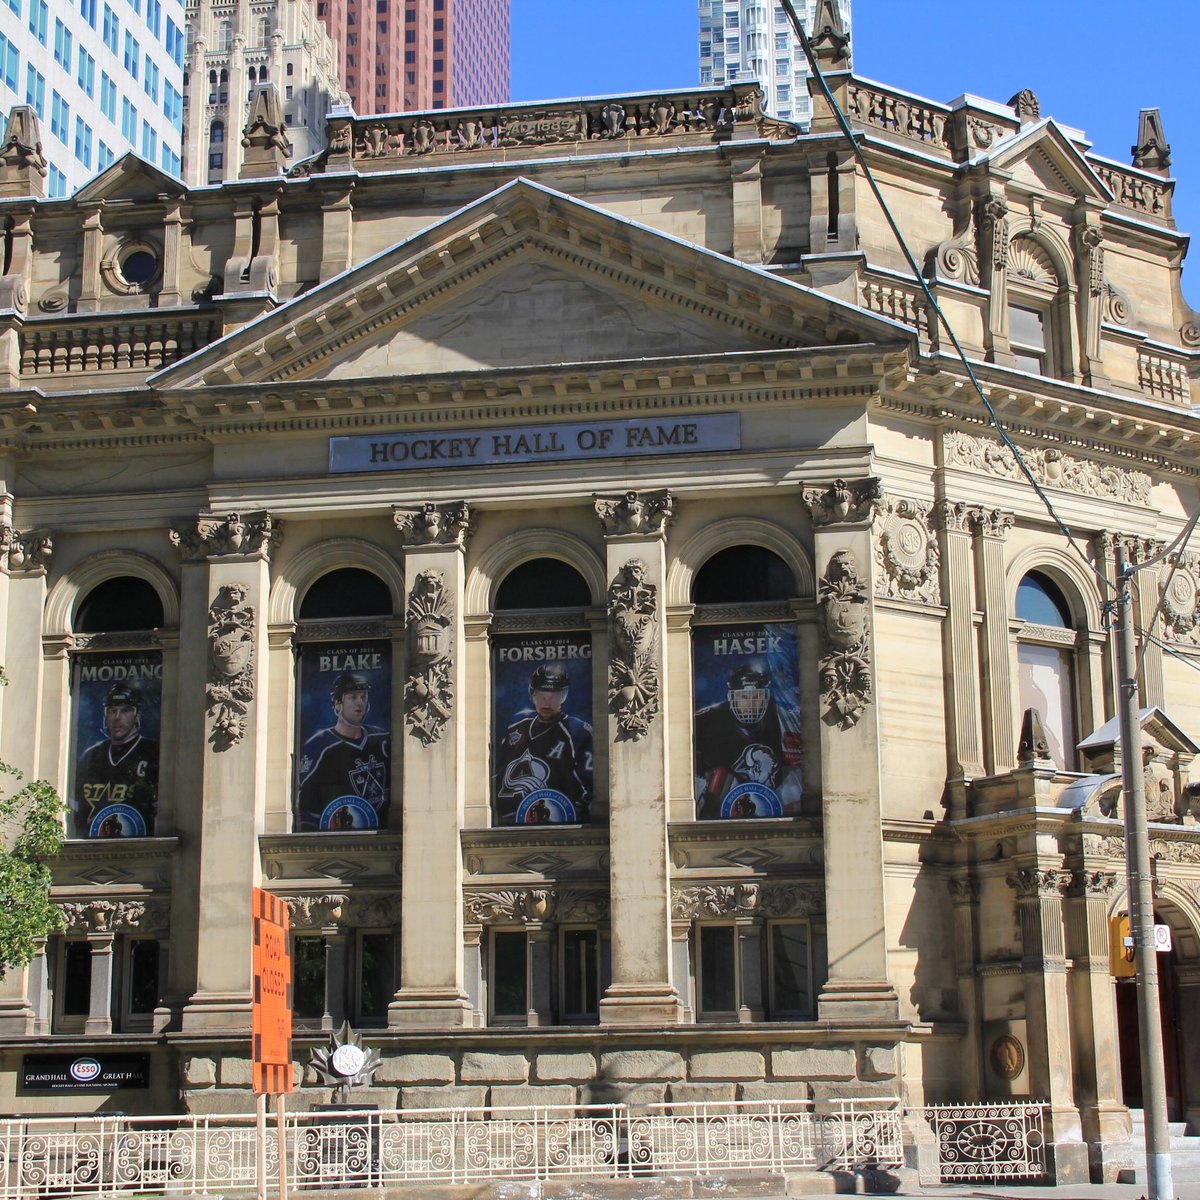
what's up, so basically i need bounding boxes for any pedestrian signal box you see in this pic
[1109,913,1136,979]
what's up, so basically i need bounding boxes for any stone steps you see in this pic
[1129,1110,1200,1184]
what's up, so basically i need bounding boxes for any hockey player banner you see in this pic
[492,632,594,825]
[693,622,803,819]
[295,641,391,831]
[71,651,162,838]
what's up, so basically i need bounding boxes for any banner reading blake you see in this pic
[72,651,162,838]
[295,642,391,831]
[693,623,803,819]
[492,633,593,825]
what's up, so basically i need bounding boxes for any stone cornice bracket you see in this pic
[1074,224,1105,296]
[170,511,282,561]
[1005,867,1074,899]
[0,523,52,573]
[816,549,873,729]
[594,489,674,539]
[802,477,881,527]
[607,558,660,741]
[967,507,1015,540]
[206,583,256,749]
[392,501,473,548]
[404,569,454,745]
[977,195,1010,272]
[284,893,349,929]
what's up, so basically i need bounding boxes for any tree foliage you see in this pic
[0,668,64,978]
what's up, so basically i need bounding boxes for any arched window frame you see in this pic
[1004,230,1080,384]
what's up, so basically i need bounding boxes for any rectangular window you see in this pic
[124,30,138,77]
[490,930,527,1021]
[102,4,118,52]
[775,31,788,50]
[77,47,95,96]
[698,925,737,1017]
[25,64,44,117]
[145,0,160,35]
[141,120,156,159]
[54,941,92,1031]
[28,0,47,43]
[769,922,812,1018]
[357,933,395,1025]
[74,116,92,167]
[5,0,19,16]
[560,928,600,1023]
[100,72,116,120]
[1008,303,1049,375]
[143,57,158,101]
[163,81,181,123]
[53,17,72,66]
[726,10,738,25]
[126,0,140,13]
[81,0,97,25]
[165,16,183,65]
[121,96,136,141]
[292,936,326,1021]
[50,91,69,141]
[48,164,67,197]
[122,939,160,1029]
[98,140,114,170]
[0,33,17,91]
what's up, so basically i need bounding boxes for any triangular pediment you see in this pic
[73,153,181,205]
[152,178,913,390]
[979,119,1111,203]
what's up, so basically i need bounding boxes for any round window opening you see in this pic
[120,250,158,286]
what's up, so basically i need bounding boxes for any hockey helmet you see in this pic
[529,663,569,693]
[727,663,771,724]
[104,683,144,709]
[331,672,371,701]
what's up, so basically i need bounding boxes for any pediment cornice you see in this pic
[975,119,1112,204]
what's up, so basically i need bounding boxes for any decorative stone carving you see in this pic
[1005,867,1073,899]
[170,511,281,561]
[206,584,256,748]
[1017,708,1052,766]
[1149,838,1200,865]
[1008,89,1041,125]
[1074,870,1118,897]
[1132,108,1171,173]
[1082,833,1125,860]
[932,213,980,286]
[873,497,940,604]
[944,431,1151,506]
[1161,552,1200,644]
[404,571,454,745]
[947,878,981,904]
[1144,748,1181,824]
[464,889,555,924]
[57,898,165,933]
[392,501,472,547]
[966,507,1015,540]
[936,500,973,534]
[0,105,47,196]
[809,0,850,63]
[1103,282,1131,326]
[978,196,1010,270]
[802,477,882,526]
[556,889,611,922]
[1075,226,1104,296]
[285,894,349,928]
[817,550,873,729]
[758,881,824,917]
[607,559,659,740]
[0,525,52,572]
[671,883,760,920]
[599,103,626,139]
[240,83,291,178]
[594,490,674,538]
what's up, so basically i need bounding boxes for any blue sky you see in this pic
[512,0,1200,307]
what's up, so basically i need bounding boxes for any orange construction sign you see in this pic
[251,887,294,1094]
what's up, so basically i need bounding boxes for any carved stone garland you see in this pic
[873,497,940,604]
[404,570,454,745]
[594,490,674,537]
[816,550,873,729]
[392,500,472,547]
[671,880,823,920]
[206,583,256,748]
[170,511,281,560]
[607,558,660,740]
[802,478,881,527]
[0,524,53,572]
[57,898,169,933]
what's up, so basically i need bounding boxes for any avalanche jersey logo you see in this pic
[501,751,550,798]
[349,754,386,804]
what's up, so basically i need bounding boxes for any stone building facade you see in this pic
[0,14,1198,1183]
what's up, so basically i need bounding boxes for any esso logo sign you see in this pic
[70,1058,102,1083]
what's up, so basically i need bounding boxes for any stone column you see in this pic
[176,512,280,1032]
[158,196,184,306]
[1130,538,1166,709]
[728,151,764,264]
[527,925,553,1028]
[323,928,349,1031]
[1006,865,1088,1183]
[971,507,1017,774]
[977,193,1014,366]
[389,502,474,1028]
[802,478,898,1021]
[77,205,104,313]
[1073,202,1109,390]
[84,931,115,1035]
[947,879,983,1100]
[0,524,51,779]
[463,924,484,1027]
[670,917,694,1022]
[319,181,355,283]
[737,918,764,1023]
[594,490,680,1025]
[938,501,983,793]
[28,939,50,1034]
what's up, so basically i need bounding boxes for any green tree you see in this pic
[0,669,64,978]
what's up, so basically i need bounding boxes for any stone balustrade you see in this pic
[19,315,220,377]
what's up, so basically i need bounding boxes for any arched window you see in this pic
[209,119,225,145]
[217,19,232,50]
[1007,236,1069,379]
[490,558,593,829]
[690,546,802,821]
[257,15,271,44]
[293,567,393,833]
[1015,570,1078,769]
[70,577,164,840]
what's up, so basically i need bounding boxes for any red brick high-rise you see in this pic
[319,0,509,115]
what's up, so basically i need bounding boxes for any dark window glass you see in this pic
[492,931,526,1018]
[63,942,92,1016]
[359,933,393,1024]
[129,939,159,1013]
[693,546,794,604]
[561,928,598,1021]
[699,925,736,1015]
[300,568,391,619]
[770,922,810,1017]
[495,558,589,610]
[1017,571,1072,627]
[292,936,326,1019]
[121,250,156,284]
[76,577,163,632]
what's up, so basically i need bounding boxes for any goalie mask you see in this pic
[727,664,771,725]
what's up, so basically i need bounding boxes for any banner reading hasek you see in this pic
[72,652,162,838]
[492,633,593,825]
[295,642,391,831]
[693,623,803,819]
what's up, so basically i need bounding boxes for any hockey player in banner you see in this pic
[695,662,801,819]
[75,683,160,837]
[296,672,390,830]
[494,663,593,824]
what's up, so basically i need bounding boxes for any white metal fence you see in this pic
[0,1098,904,1197]
[923,1102,1048,1182]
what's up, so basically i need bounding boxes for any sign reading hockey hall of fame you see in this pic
[693,623,803,820]
[71,651,162,838]
[295,642,391,832]
[492,633,594,826]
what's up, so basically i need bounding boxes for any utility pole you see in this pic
[1115,542,1173,1200]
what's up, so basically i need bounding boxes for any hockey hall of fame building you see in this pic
[1,11,1200,1182]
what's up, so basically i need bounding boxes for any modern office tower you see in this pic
[699,0,850,124]
[0,0,185,194]
[182,0,344,185]
[321,0,508,116]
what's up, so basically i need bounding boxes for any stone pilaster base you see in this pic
[389,988,474,1029]
[180,990,253,1032]
[599,983,682,1026]
[817,978,900,1022]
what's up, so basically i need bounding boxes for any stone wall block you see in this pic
[581,1081,668,1107]
[489,1084,577,1111]
[689,1050,765,1080]
[401,1085,488,1114]
[218,1057,253,1086]
[535,1052,598,1082]
[860,1045,899,1082]
[738,1081,811,1106]
[182,1056,216,1087]
[183,1089,259,1115]
[771,1047,856,1080]
[668,1082,737,1106]
[460,1052,530,1083]
[599,1049,685,1081]
[375,1053,457,1084]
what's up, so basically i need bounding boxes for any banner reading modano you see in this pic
[330,413,740,473]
